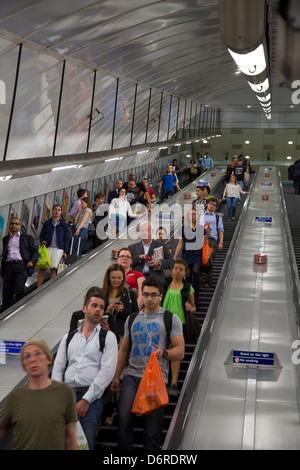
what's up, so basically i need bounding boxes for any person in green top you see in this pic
[162,258,196,397]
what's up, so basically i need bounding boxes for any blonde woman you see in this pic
[72,197,93,255]
[223,174,251,221]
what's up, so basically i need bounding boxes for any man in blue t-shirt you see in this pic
[158,164,181,201]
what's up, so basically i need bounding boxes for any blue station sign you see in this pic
[0,340,25,355]
[233,350,275,366]
[254,216,273,224]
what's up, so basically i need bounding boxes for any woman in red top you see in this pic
[117,247,145,309]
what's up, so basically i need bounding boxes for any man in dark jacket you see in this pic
[128,221,173,285]
[289,158,300,195]
[1,217,39,310]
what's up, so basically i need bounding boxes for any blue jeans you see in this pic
[226,197,238,219]
[72,227,88,256]
[76,391,103,450]
[111,214,126,234]
[117,375,164,450]
[237,181,243,190]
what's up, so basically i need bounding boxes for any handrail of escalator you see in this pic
[279,170,300,330]
[162,170,257,450]
[278,170,300,417]
[0,166,195,324]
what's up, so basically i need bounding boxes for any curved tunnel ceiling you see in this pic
[0,0,248,104]
[0,0,299,171]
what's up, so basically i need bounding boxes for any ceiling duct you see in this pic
[219,0,266,52]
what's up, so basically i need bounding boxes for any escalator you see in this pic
[14,167,194,300]
[96,184,250,450]
[283,185,300,278]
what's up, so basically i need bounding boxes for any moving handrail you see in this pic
[162,170,255,450]
[164,166,300,450]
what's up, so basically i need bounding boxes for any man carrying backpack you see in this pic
[110,277,184,450]
[158,164,181,201]
[51,293,118,450]
[200,197,224,289]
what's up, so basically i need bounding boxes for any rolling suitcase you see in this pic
[65,237,81,266]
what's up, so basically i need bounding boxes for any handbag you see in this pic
[200,240,213,273]
[131,351,169,415]
[185,287,201,342]
[185,310,201,342]
[76,421,89,450]
[34,245,51,270]
[57,258,68,274]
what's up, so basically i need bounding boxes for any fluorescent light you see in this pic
[257,93,271,102]
[287,156,292,159]
[228,44,267,76]
[104,157,123,162]
[52,165,83,171]
[245,140,250,144]
[288,141,293,144]
[248,78,269,93]
[0,175,12,181]
[261,101,272,108]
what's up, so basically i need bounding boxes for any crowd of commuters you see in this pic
[0,157,232,451]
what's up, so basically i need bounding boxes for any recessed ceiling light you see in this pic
[288,141,293,144]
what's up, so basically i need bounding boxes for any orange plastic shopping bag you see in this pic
[131,351,169,415]
[202,240,213,266]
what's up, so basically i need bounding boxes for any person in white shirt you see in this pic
[51,293,118,450]
[108,187,141,236]
[222,174,251,221]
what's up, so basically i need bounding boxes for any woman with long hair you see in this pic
[72,196,93,255]
[37,204,69,287]
[162,258,196,396]
[132,181,151,213]
[222,174,251,221]
[243,159,256,190]
[101,263,139,338]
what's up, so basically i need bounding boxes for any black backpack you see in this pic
[64,328,108,375]
[66,327,107,353]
